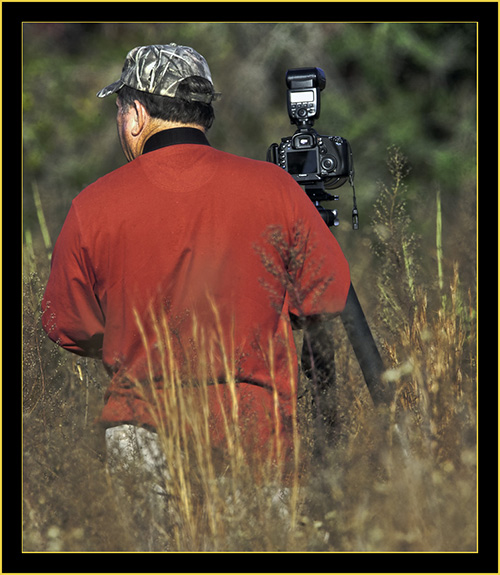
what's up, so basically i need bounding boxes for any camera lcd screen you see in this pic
[287,149,319,174]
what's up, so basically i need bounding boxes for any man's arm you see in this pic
[41,203,105,358]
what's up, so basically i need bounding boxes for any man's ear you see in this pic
[130,99,148,136]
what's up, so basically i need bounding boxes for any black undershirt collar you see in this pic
[143,127,210,155]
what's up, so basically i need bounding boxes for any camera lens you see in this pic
[321,155,336,172]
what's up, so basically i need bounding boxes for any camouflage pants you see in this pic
[105,424,171,551]
[105,424,291,551]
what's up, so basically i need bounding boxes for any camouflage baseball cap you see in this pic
[96,43,220,102]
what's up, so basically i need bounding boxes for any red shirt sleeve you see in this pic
[41,203,105,357]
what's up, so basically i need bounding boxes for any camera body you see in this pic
[268,130,353,190]
[267,67,354,191]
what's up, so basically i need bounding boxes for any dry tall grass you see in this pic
[22,149,477,552]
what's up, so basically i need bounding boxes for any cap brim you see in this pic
[96,79,124,98]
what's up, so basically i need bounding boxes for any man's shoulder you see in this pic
[73,161,137,207]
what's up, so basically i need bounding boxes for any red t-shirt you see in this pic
[42,132,350,462]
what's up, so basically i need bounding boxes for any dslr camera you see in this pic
[267,68,357,228]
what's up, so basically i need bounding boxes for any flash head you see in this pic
[286,67,326,91]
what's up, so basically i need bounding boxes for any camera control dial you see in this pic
[321,156,336,172]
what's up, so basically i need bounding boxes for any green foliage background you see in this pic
[23,22,476,294]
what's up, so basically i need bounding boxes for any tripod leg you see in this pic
[340,283,394,407]
[300,317,339,447]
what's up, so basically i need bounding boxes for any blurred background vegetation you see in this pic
[23,22,476,296]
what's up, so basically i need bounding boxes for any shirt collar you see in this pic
[143,127,210,155]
